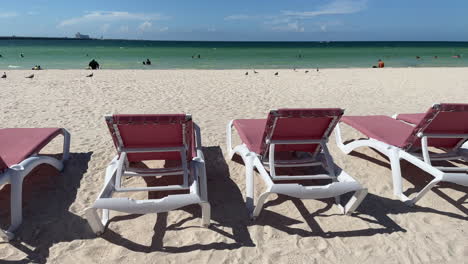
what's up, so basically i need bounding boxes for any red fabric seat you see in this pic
[341,116,414,148]
[233,108,343,155]
[0,128,62,170]
[107,114,196,161]
[343,104,468,150]
[396,113,425,124]
[233,119,267,154]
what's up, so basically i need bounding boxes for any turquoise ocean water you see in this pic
[0,40,467,69]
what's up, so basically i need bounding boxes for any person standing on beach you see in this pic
[89,59,100,70]
[378,59,385,68]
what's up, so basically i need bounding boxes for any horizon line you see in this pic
[1,36,468,43]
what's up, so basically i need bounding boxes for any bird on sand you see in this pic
[86,73,94,77]
[305,70,309,73]
[25,74,34,79]
[274,72,279,76]
[253,70,258,74]
[1,72,6,79]
[245,72,248,75]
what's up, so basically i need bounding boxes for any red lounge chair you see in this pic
[0,128,70,241]
[227,109,367,219]
[335,103,468,205]
[85,114,210,235]
[394,109,468,150]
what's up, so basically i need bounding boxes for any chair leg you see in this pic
[200,202,211,227]
[251,192,272,219]
[389,149,404,197]
[85,208,107,235]
[3,173,25,241]
[334,196,341,207]
[344,188,368,215]
[245,154,255,213]
[61,129,71,162]
[335,195,344,214]
[409,178,441,205]
[102,209,109,225]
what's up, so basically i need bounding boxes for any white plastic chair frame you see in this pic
[335,123,468,206]
[226,114,367,219]
[0,128,71,242]
[85,116,210,235]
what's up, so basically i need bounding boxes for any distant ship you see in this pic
[75,32,90,39]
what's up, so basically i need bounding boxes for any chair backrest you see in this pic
[106,114,195,162]
[404,103,468,150]
[259,108,344,157]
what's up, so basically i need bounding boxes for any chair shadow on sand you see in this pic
[252,194,407,238]
[6,147,463,260]
[99,146,255,253]
[100,146,436,254]
[1,152,94,264]
[229,152,407,238]
[349,148,468,217]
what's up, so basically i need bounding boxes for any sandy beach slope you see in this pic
[0,68,467,263]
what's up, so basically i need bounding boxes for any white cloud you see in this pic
[264,17,291,25]
[282,0,367,18]
[27,11,39,15]
[58,11,168,27]
[0,12,18,18]
[225,0,366,22]
[137,21,168,32]
[226,0,365,33]
[224,14,253,21]
[271,21,305,32]
[316,21,342,32]
[138,21,152,32]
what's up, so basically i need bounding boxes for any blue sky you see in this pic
[0,0,467,41]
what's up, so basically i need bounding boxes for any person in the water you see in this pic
[378,59,385,68]
[373,59,385,68]
[145,58,151,65]
[88,59,100,70]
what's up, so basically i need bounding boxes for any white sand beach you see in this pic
[0,68,467,263]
